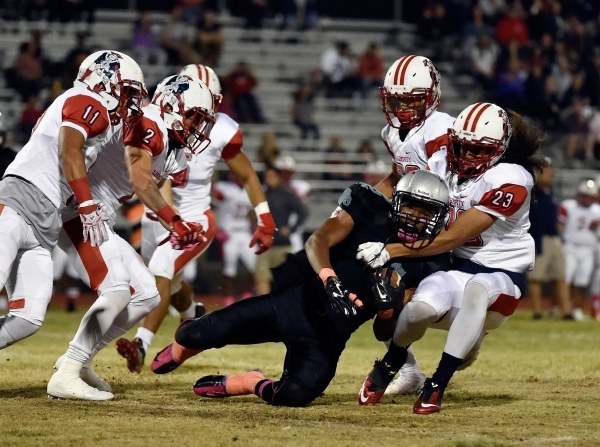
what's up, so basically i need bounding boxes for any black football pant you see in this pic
[175,284,346,407]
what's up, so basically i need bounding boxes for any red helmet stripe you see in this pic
[469,103,492,132]
[393,57,407,84]
[399,55,418,84]
[462,102,483,131]
[203,66,210,87]
[196,65,202,79]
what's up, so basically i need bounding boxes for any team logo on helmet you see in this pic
[154,75,191,117]
[79,51,123,88]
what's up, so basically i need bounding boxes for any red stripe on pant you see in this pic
[487,293,520,317]
[9,298,25,310]
[173,210,217,276]
[63,218,109,292]
[0,204,5,215]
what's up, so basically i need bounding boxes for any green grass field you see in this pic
[1,306,599,447]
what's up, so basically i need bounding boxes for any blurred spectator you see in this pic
[226,61,265,123]
[323,137,351,181]
[561,72,587,108]
[478,0,507,22]
[131,12,166,65]
[291,82,319,143]
[495,6,529,47]
[358,43,384,99]
[553,56,573,105]
[527,0,560,40]
[19,95,43,140]
[243,0,269,30]
[196,10,224,67]
[280,0,319,31]
[562,97,592,163]
[421,2,452,42]
[9,41,43,102]
[254,165,307,295]
[320,41,360,98]
[257,131,280,165]
[363,160,389,187]
[161,7,198,65]
[463,5,495,53]
[470,34,499,92]
[356,139,376,164]
[178,0,205,25]
[584,54,600,107]
[0,112,18,178]
[528,157,572,320]
[585,110,600,161]
[524,66,559,129]
[496,57,526,111]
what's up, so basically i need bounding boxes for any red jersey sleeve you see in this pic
[478,184,529,217]
[221,128,243,160]
[61,95,109,139]
[424,133,450,158]
[557,205,568,224]
[123,117,165,157]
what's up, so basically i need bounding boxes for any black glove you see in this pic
[370,267,405,313]
[324,276,361,317]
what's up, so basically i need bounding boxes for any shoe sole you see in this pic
[116,339,143,373]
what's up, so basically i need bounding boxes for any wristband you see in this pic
[157,205,178,223]
[318,268,336,284]
[68,178,93,204]
[254,201,270,216]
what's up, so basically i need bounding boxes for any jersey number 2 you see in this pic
[491,190,514,208]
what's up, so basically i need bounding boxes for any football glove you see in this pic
[370,266,405,319]
[170,217,206,251]
[250,211,276,255]
[356,242,390,268]
[324,276,362,317]
[79,201,109,248]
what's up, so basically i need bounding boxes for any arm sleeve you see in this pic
[123,118,165,157]
[557,204,568,224]
[474,167,531,220]
[61,95,109,139]
[424,133,449,158]
[220,128,243,160]
[337,184,368,225]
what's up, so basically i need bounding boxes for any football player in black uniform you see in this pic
[150,170,450,407]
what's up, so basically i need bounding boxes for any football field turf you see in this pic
[1,306,599,447]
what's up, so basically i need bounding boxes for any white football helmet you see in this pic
[392,170,449,249]
[577,179,598,197]
[150,75,215,154]
[380,55,441,130]
[179,64,223,110]
[273,154,297,172]
[447,102,512,179]
[76,50,146,126]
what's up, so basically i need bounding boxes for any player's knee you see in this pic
[404,300,438,324]
[0,314,40,348]
[463,279,491,310]
[272,381,315,407]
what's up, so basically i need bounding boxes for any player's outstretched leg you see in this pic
[151,318,203,374]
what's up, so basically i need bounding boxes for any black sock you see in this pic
[381,341,408,372]
[430,351,463,389]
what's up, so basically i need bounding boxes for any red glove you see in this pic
[169,217,206,251]
[249,202,275,255]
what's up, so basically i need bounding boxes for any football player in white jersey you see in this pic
[47,74,215,400]
[376,55,454,197]
[558,179,600,320]
[0,50,144,356]
[212,174,257,304]
[356,103,544,413]
[117,64,275,373]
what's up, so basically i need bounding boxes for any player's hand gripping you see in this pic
[319,268,363,317]
[250,204,276,255]
[356,242,390,268]
[370,266,406,319]
[169,216,207,251]
[78,201,109,247]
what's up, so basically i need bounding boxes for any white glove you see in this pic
[79,200,109,248]
[356,242,390,268]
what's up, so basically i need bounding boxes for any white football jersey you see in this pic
[558,199,600,246]
[5,86,111,209]
[428,151,535,273]
[60,105,185,225]
[168,112,243,221]
[212,180,253,234]
[382,110,454,176]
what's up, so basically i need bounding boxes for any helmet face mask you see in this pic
[391,170,450,249]
[152,75,216,154]
[448,103,512,179]
[116,83,146,128]
[380,56,441,130]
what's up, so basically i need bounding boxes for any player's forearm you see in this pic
[243,174,267,207]
[59,127,93,204]
[133,176,170,214]
[386,230,458,258]
[158,179,174,207]
[306,232,333,274]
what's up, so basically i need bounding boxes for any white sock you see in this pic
[135,327,155,352]
[180,301,196,319]
[66,289,131,363]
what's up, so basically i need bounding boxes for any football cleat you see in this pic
[193,375,228,398]
[358,359,399,406]
[116,337,146,373]
[384,366,425,396]
[54,355,112,393]
[47,370,114,401]
[150,344,181,374]
[194,302,207,318]
[413,378,444,414]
